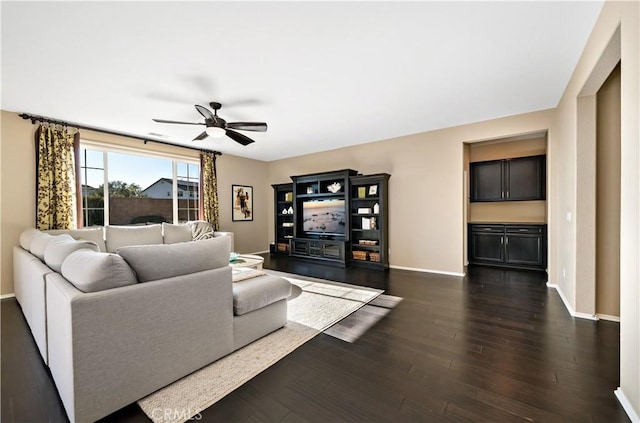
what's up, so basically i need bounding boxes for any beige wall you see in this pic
[1,112,36,296]
[550,0,639,417]
[215,153,269,254]
[267,109,554,276]
[0,110,268,295]
[596,63,621,318]
[468,135,547,162]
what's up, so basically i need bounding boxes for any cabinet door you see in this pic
[469,232,504,263]
[504,234,544,267]
[470,161,503,201]
[505,156,545,200]
[323,243,342,259]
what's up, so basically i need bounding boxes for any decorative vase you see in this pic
[288,206,294,214]
[282,208,288,215]
[373,203,380,214]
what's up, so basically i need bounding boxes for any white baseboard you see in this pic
[390,265,465,277]
[0,293,16,300]
[546,282,597,320]
[597,313,621,322]
[615,387,640,423]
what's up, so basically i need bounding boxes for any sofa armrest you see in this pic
[13,246,54,363]
[46,266,233,423]
[214,231,234,252]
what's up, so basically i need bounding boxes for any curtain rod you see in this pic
[18,112,222,156]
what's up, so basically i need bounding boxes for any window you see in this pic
[177,162,199,222]
[80,144,199,226]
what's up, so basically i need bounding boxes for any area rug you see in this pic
[137,274,382,423]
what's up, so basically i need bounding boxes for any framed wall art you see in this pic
[232,185,253,221]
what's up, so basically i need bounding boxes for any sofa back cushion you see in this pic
[117,236,230,282]
[105,225,163,253]
[44,234,100,272]
[47,227,107,252]
[162,223,193,244]
[61,249,137,293]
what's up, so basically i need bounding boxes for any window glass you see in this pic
[177,162,200,223]
[79,146,199,226]
[80,150,105,226]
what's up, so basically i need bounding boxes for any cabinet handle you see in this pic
[507,191,510,198]
[506,237,509,245]
[501,237,503,245]
[502,191,505,199]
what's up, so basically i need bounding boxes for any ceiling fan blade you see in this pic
[153,118,204,125]
[193,131,209,141]
[226,129,255,146]
[227,122,268,132]
[195,105,215,120]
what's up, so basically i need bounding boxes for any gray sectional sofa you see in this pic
[13,223,292,423]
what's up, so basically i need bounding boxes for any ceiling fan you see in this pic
[152,102,267,145]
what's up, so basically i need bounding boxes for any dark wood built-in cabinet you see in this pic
[271,169,390,269]
[272,183,294,254]
[350,174,390,269]
[291,239,345,264]
[470,155,546,202]
[469,224,547,270]
[289,169,356,267]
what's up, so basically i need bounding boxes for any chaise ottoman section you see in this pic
[231,274,292,350]
[232,274,292,316]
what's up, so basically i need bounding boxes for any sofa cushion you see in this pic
[29,231,55,261]
[116,236,231,282]
[44,234,100,273]
[47,227,107,252]
[61,249,137,293]
[19,228,40,250]
[162,223,193,244]
[232,274,292,316]
[105,225,163,253]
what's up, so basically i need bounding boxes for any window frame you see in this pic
[79,140,200,226]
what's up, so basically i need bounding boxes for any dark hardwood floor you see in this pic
[1,255,628,422]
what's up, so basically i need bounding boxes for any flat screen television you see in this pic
[302,199,346,235]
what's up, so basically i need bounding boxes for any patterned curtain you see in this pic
[200,151,220,230]
[35,125,79,230]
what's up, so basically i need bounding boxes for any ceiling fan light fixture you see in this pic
[205,126,226,138]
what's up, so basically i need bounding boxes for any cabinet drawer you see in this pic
[506,226,543,234]
[309,249,323,257]
[309,241,321,249]
[470,225,504,233]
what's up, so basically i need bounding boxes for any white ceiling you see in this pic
[1,1,604,161]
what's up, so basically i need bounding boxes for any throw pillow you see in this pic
[19,228,40,250]
[105,224,163,253]
[61,249,137,293]
[117,236,231,282]
[187,220,215,241]
[162,222,193,244]
[44,235,100,273]
[29,231,56,261]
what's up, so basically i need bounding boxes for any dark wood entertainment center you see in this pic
[271,169,390,269]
